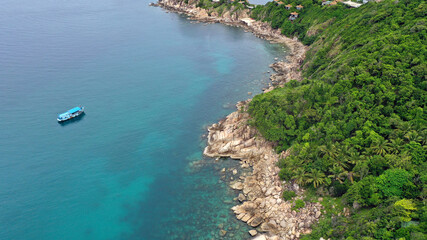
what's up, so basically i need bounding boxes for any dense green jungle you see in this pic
[194,0,426,238]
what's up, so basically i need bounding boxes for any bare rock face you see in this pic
[194,8,208,19]
[211,11,219,17]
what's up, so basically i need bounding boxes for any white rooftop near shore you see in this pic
[343,1,362,8]
[241,18,256,26]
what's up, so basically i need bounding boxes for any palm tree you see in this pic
[389,138,404,154]
[328,166,347,184]
[404,130,419,142]
[419,129,427,145]
[299,151,312,165]
[292,168,309,186]
[348,149,360,166]
[370,138,391,156]
[337,145,353,169]
[363,147,375,156]
[306,169,327,188]
[353,162,370,180]
[346,170,359,184]
[318,143,338,160]
[399,122,413,136]
[334,156,350,170]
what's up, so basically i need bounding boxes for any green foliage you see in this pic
[292,199,306,211]
[251,1,349,45]
[404,141,426,166]
[376,169,416,199]
[393,199,417,222]
[345,169,417,208]
[195,0,234,11]
[278,167,292,180]
[283,190,297,200]
[302,201,426,239]
[250,0,426,192]
[246,0,426,238]
[345,176,379,207]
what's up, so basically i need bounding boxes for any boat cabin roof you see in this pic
[68,107,81,114]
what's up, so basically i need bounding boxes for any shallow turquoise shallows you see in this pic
[0,0,287,239]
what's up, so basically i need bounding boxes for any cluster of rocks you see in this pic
[204,101,323,240]
[268,60,302,89]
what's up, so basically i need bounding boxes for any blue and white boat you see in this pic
[57,106,85,122]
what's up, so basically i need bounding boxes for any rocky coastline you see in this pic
[155,1,321,239]
[157,0,307,89]
[204,101,323,240]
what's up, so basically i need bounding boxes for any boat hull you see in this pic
[57,107,85,122]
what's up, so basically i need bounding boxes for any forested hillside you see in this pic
[251,0,351,44]
[248,0,426,239]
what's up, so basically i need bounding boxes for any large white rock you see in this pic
[241,214,252,222]
[249,230,258,236]
[252,234,267,240]
[237,213,246,220]
[280,220,287,228]
[218,142,231,153]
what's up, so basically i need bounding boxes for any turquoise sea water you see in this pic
[0,1,287,239]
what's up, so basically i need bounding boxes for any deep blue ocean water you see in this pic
[0,1,287,239]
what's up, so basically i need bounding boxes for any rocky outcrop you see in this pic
[158,0,250,22]
[204,101,323,240]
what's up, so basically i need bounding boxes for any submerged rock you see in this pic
[238,193,246,202]
[230,181,244,190]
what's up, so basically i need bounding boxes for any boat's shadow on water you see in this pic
[58,113,86,127]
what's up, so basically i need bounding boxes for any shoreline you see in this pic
[155,1,321,239]
[157,0,307,90]
[204,101,323,240]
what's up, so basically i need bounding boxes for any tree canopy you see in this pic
[248,0,426,238]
